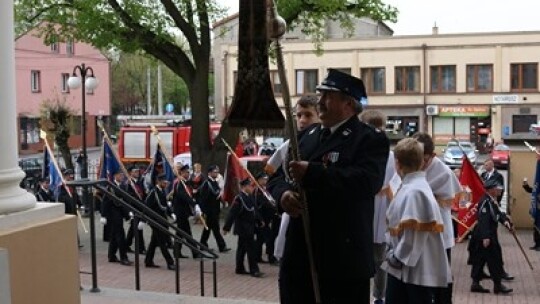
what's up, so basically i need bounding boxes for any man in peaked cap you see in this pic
[271,69,389,303]
[468,179,513,294]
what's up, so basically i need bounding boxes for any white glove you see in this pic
[167,201,172,208]
[129,211,134,218]
[100,217,107,225]
[137,221,145,230]
[195,204,202,215]
[171,213,177,222]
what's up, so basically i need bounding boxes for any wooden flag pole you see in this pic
[40,130,88,233]
[508,228,534,270]
[451,215,470,230]
[150,125,208,230]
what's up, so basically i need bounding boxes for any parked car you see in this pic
[442,145,477,168]
[18,157,43,190]
[490,144,510,169]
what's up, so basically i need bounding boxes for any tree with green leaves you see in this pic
[15,0,397,168]
[40,96,75,171]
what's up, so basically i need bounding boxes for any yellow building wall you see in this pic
[0,215,80,304]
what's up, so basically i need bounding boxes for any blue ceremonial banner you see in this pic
[42,147,63,201]
[145,144,175,193]
[99,138,122,181]
[531,159,540,224]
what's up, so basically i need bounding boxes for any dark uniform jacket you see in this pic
[172,179,196,220]
[35,187,54,202]
[269,116,389,286]
[223,191,260,237]
[253,187,276,225]
[101,181,130,222]
[145,186,170,221]
[199,178,222,217]
[468,193,509,264]
[58,185,78,215]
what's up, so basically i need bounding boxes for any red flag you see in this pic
[457,156,485,238]
[222,153,251,204]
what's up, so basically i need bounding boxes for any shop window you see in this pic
[19,117,40,148]
[467,64,493,92]
[361,67,385,94]
[511,63,538,92]
[512,114,537,133]
[395,66,420,93]
[269,70,282,96]
[296,69,318,95]
[430,65,456,93]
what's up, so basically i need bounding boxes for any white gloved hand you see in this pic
[137,221,145,230]
[195,204,202,215]
[100,217,107,225]
[129,211,134,218]
[167,201,172,208]
[171,213,177,222]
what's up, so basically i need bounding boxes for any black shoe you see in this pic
[251,271,265,278]
[108,257,120,263]
[120,259,133,266]
[471,283,490,293]
[235,269,249,275]
[139,250,147,255]
[501,273,514,281]
[219,247,231,253]
[178,253,189,259]
[126,247,135,253]
[479,271,491,280]
[167,264,176,271]
[145,263,160,268]
[494,283,513,294]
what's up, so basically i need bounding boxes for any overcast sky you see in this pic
[218,0,540,35]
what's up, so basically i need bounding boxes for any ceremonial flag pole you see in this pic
[150,125,208,230]
[40,129,88,233]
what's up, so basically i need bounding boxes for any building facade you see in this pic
[15,26,111,154]
[213,16,540,147]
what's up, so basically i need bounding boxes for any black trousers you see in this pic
[108,219,128,260]
[236,235,259,273]
[386,274,435,304]
[255,225,274,260]
[126,218,146,252]
[200,215,226,250]
[533,223,540,247]
[145,228,174,266]
[177,216,198,257]
[471,242,503,283]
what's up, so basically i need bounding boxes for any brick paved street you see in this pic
[79,216,540,303]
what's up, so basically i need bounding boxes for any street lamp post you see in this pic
[68,63,99,292]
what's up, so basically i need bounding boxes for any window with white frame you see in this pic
[296,69,318,95]
[61,73,70,93]
[31,70,41,92]
[50,35,59,53]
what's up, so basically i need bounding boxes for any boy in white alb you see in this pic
[383,138,451,304]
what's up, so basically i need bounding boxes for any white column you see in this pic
[0,0,37,214]
[157,64,163,115]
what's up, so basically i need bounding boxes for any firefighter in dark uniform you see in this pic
[223,177,264,277]
[125,166,147,254]
[144,173,175,270]
[171,164,202,258]
[268,70,389,303]
[469,179,513,294]
[35,177,54,202]
[199,165,230,252]
[58,169,78,215]
[253,172,278,264]
[101,169,133,266]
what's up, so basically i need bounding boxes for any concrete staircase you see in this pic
[81,287,278,304]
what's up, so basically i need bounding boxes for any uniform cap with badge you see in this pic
[239,177,252,187]
[316,69,367,105]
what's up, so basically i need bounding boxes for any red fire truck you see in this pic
[117,118,244,164]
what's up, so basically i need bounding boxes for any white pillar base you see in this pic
[0,169,36,215]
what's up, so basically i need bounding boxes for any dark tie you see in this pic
[319,128,331,144]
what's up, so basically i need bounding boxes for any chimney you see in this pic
[432,22,439,35]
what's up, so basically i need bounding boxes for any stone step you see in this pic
[81,287,278,304]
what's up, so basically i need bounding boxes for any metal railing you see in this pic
[67,178,219,297]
